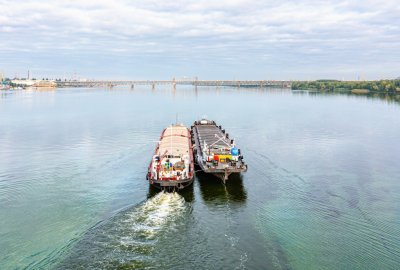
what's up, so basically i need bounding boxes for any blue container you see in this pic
[231,147,239,156]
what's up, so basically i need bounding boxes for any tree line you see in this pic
[291,80,400,93]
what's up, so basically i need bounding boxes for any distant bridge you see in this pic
[56,80,291,88]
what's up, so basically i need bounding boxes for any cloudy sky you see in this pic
[0,0,399,80]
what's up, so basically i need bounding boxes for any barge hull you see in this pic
[148,178,194,190]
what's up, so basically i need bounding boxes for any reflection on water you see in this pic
[146,168,248,210]
[196,171,247,206]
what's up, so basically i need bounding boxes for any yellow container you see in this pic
[217,155,232,162]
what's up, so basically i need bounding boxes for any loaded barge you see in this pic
[147,124,194,190]
[191,119,247,183]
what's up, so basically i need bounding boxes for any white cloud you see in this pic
[0,0,399,79]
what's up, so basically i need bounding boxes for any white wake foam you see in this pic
[122,191,187,241]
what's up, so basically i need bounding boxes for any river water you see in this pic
[0,86,399,269]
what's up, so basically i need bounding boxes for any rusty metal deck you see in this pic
[191,120,247,182]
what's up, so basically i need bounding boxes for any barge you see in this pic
[191,119,247,183]
[147,124,194,190]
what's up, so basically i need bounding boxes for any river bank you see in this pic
[291,79,400,93]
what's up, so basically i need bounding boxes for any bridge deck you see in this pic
[56,80,291,88]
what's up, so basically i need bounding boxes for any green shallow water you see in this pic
[0,87,399,269]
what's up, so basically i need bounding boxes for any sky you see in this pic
[0,0,399,80]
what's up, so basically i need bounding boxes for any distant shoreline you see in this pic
[291,79,400,93]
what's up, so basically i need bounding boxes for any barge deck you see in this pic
[191,119,247,183]
[147,124,194,191]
